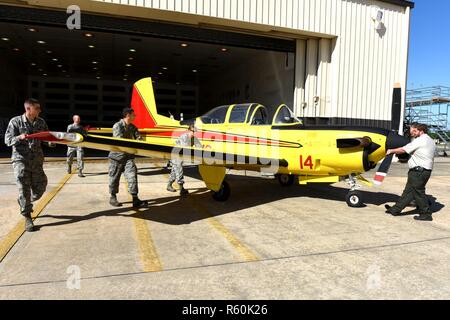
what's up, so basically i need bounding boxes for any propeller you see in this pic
[373,83,408,185]
[373,154,394,185]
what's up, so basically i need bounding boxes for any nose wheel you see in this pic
[346,190,364,208]
[345,175,364,208]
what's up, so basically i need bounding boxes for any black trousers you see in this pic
[391,169,432,215]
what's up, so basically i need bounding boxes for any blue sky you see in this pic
[407,0,450,89]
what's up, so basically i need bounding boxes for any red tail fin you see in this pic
[130,78,180,130]
[131,79,157,129]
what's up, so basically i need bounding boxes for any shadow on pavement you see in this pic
[35,171,445,228]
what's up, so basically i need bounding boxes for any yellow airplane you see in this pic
[29,77,409,207]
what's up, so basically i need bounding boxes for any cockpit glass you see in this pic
[273,106,297,124]
[200,105,229,124]
[250,107,268,125]
[229,104,252,123]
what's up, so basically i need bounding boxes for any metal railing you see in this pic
[406,86,450,156]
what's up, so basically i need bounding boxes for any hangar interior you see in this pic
[0,17,296,135]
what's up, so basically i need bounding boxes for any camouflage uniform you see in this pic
[67,123,86,172]
[108,119,141,196]
[4,115,49,216]
[169,133,202,186]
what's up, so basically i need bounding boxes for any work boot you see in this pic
[384,204,402,216]
[132,196,148,208]
[78,170,85,178]
[167,182,176,193]
[414,214,433,222]
[24,213,35,232]
[109,194,122,207]
[67,164,72,174]
[179,186,189,196]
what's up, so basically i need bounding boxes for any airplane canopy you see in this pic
[200,103,269,125]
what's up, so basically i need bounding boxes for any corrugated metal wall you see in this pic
[93,0,410,125]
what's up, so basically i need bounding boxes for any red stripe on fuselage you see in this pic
[142,127,295,147]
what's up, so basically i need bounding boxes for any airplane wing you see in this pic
[26,131,289,168]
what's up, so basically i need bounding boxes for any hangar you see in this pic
[0,0,413,137]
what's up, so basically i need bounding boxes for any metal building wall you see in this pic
[35,0,410,127]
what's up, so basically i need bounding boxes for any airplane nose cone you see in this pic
[386,131,410,150]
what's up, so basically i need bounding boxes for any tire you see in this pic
[212,181,231,202]
[346,190,363,208]
[277,174,295,187]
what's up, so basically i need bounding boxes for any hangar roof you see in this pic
[382,0,415,8]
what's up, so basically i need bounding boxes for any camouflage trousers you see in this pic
[109,158,138,196]
[12,159,48,216]
[67,147,84,171]
[168,159,184,185]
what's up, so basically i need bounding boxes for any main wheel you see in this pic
[212,181,231,202]
[346,190,363,208]
[277,174,295,187]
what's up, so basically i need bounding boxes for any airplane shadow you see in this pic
[36,172,446,228]
[138,168,170,177]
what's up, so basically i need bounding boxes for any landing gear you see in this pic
[212,181,231,202]
[277,174,295,187]
[346,190,363,208]
[345,175,364,208]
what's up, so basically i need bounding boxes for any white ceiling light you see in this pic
[37,40,46,44]
[1,37,9,41]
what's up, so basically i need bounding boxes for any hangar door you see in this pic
[0,4,296,132]
[294,38,333,125]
